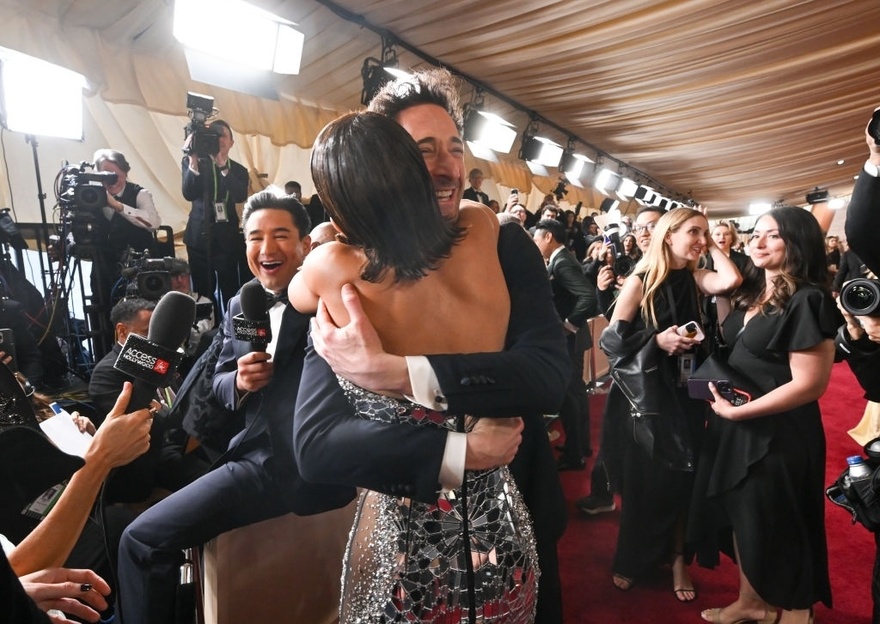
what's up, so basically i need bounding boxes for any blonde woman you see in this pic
[600,207,740,601]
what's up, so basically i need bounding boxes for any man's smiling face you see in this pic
[244,208,310,293]
[394,103,466,220]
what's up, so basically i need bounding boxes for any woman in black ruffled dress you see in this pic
[691,206,840,624]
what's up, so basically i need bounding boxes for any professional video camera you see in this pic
[183,91,220,158]
[56,162,116,212]
[120,250,174,301]
[603,222,635,278]
[54,162,118,260]
[840,277,880,317]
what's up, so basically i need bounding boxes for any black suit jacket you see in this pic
[462,187,489,206]
[845,169,880,276]
[547,246,596,329]
[214,285,354,515]
[294,222,569,539]
[181,158,249,253]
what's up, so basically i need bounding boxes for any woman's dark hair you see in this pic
[310,111,464,283]
[734,205,830,311]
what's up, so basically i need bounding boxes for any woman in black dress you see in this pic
[694,206,839,624]
[602,207,741,601]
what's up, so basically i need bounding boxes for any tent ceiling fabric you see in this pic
[3,0,880,218]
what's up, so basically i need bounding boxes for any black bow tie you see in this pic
[266,291,287,308]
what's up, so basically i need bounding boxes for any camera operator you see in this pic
[91,149,161,314]
[182,119,249,319]
[836,107,880,624]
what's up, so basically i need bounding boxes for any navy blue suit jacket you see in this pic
[214,285,355,516]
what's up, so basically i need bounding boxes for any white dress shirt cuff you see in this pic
[404,355,448,411]
[439,431,466,492]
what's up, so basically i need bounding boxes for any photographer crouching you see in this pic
[835,107,880,624]
[181,93,249,320]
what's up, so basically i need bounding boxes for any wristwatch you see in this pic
[864,160,880,178]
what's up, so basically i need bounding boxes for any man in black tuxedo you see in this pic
[116,192,354,624]
[533,218,597,471]
[462,167,490,205]
[296,68,571,624]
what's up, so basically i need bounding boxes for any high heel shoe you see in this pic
[700,606,778,624]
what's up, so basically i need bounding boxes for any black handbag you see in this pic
[687,352,762,402]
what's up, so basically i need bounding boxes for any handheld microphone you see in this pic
[233,281,271,352]
[114,291,196,410]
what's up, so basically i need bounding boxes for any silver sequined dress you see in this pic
[337,377,539,624]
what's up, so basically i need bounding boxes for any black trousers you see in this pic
[117,456,288,624]
[558,329,590,462]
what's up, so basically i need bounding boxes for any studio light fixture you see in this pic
[558,139,594,186]
[594,167,621,196]
[0,48,86,140]
[174,0,304,74]
[360,37,401,106]
[519,119,563,168]
[634,185,658,206]
[616,177,638,200]
[463,91,517,154]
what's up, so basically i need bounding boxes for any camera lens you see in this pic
[613,255,634,277]
[841,278,880,316]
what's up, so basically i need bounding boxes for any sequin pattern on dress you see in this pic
[337,377,539,623]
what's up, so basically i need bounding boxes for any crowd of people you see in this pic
[4,68,880,624]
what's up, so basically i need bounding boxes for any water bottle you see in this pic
[847,455,872,481]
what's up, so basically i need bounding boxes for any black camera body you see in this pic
[840,278,880,317]
[183,92,220,158]
[120,251,174,301]
[57,162,117,212]
[56,162,119,260]
[603,223,635,278]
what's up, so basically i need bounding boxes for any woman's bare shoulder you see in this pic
[458,203,500,238]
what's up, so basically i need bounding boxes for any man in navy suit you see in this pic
[116,192,354,624]
[295,68,571,624]
[533,218,597,471]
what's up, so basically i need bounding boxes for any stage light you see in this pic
[520,136,562,167]
[464,109,517,154]
[594,167,621,196]
[174,0,304,74]
[359,38,401,106]
[634,185,658,206]
[559,150,594,180]
[616,177,638,200]
[0,49,86,140]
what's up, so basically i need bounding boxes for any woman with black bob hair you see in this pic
[306,111,463,283]
[690,206,840,624]
[290,111,539,623]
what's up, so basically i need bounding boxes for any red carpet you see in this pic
[556,362,875,623]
